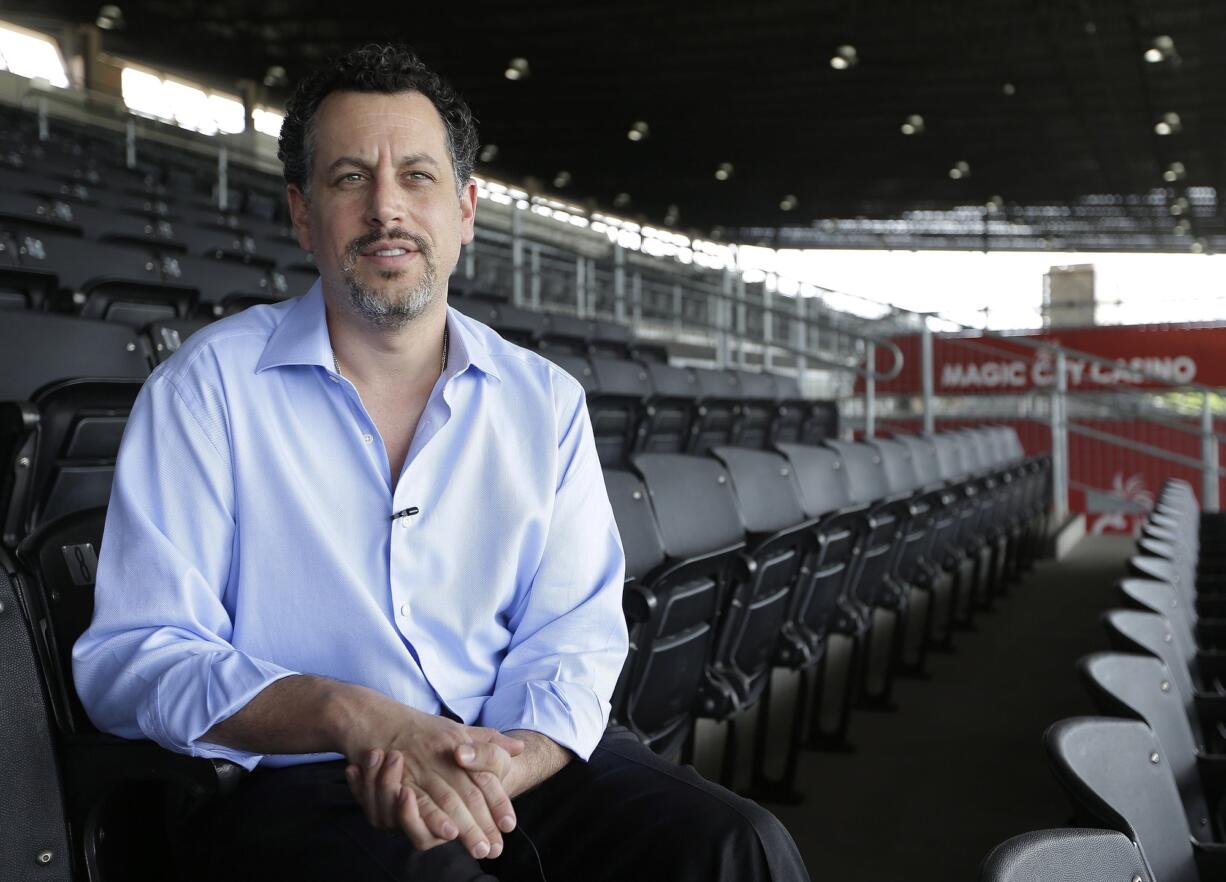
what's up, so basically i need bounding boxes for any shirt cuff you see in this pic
[478,679,608,761]
[139,651,299,771]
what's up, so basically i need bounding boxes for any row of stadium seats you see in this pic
[0,280,1052,879]
[978,479,1226,881]
[0,304,838,547]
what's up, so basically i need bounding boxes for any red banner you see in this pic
[872,323,1226,394]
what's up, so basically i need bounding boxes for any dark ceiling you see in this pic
[9,0,1226,251]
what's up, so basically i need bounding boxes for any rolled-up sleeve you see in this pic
[478,379,628,760]
[72,371,296,770]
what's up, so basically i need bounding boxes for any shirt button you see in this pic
[399,602,411,617]
[399,516,411,529]
[362,433,373,444]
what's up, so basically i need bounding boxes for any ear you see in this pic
[458,179,477,246]
[287,184,313,253]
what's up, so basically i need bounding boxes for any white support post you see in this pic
[631,271,643,334]
[672,283,683,339]
[125,119,137,169]
[793,294,808,389]
[763,284,774,371]
[575,256,586,318]
[921,319,935,434]
[510,207,524,307]
[37,97,49,141]
[865,341,877,438]
[1204,393,1220,513]
[718,271,733,369]
[1051,349,1070,521]
[613,246,626,323]
[217,147,229,211]
[529,246,541,310]
[735,275,747,368]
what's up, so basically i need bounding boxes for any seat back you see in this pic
[1044,717,1196,882]
[977,829,1147,882]
[1078,652,1211,840]
[689,367,740,454]
[775,442,866,640]
[894,433,942,487]
[823,439,889,506]
[621,453,746,752]
[15,506,108,735]
[709,447,813,698]
[0,311,149,402]
[1102,610,1198,715]
[588,357,649,469]
[638,362,699,453]
[4,379,143,547]
[731,370,776,449]
[1116,579,1197,663]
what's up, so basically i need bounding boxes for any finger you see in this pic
[410,786,461,844]
[472,727,526,757]
[361,749,384,827]
[468,767,517,835]
[426,770,500,860]
[397,786,448,851]
[453,743,516,833]
[453,741,510,775]
[375,750,405,829]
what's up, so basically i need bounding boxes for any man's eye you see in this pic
[337,173,365,184]
[406,171,435,182]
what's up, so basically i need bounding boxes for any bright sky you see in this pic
[748,249,1226,331]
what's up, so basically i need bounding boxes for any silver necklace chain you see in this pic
[332,327,449,379]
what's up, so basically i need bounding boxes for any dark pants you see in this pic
[185,726,809,882]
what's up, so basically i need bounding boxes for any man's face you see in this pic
[287,90,476,329]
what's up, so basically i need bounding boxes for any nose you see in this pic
[367,169,405,229]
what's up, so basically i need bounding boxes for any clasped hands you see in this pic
[341,702,527,861]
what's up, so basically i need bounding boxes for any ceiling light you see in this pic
[830,44,858,70]
[96,4,125,29]
[478,144,499,163]
[1174,219,1191,235]
[613,192,631,208]
[627,120,649,142]
[949,168,963,180]
[262,65,288,88]
[1163,170,1178,182]
[949,160,970,179]
[1191,238,1206,253]
[552,170,571,188]
[504,58,530,81]
[714,162,734,181]
[780,194,798,211]
[1169,161,1186,176]
[1144,47,1164,63]
[901,114,925,135]
[1002,82,1016,96]
[1155,112,1182,135]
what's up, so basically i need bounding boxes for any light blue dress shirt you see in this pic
[73,281,628,770]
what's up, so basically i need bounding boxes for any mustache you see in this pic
[345,228,432,261]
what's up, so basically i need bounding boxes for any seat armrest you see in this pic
[622,582,657,624]
[62,733,246,808]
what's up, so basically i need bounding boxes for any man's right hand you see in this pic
[334,688,524,860]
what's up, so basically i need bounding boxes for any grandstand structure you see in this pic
[1,12,1225,882]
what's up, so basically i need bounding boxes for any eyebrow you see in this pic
[326,154,442,174]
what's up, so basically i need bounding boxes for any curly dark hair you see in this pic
[278,44,478,196]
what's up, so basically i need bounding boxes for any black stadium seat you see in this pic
[620,452,747,759]
[1044,717,1219,882]
[977,828,1147,882]
[586,356,649,468]
[637,361,699,454]
[12,508,244,880]
[707,445,819,793]
[688,367,740,455]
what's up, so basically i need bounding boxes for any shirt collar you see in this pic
[255,279,501,383]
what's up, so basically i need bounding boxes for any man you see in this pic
[74,44,808,882]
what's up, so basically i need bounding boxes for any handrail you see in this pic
[1067,423,1226,475]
